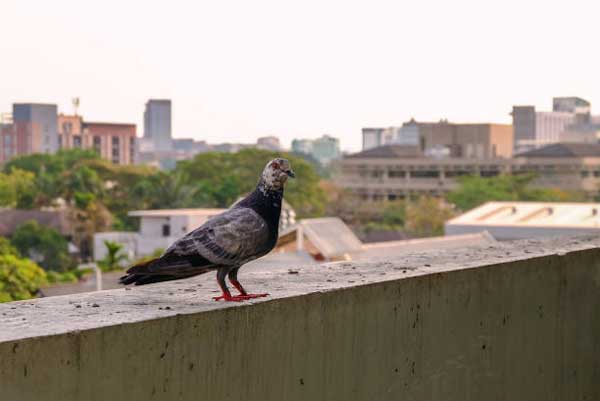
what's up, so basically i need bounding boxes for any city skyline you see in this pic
[1,0,599,151]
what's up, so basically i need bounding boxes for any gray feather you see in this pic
[165,207,270,266]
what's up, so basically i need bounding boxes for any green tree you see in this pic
[98,240,128,272]
[177,149,326,217]
[0,169,37,208]
[405,196,455,237]
[0,254,47,302]
[0,237,19,256]
[363,201,407,232]
[447,174,583,211]
[133,170,200,209]
[11,220,75,272]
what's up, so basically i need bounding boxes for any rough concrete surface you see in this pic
[1,235,600,400]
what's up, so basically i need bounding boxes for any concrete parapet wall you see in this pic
[1,236,600,400]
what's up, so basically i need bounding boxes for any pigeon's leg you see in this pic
[213,268,238,302]
[227,267,269,300]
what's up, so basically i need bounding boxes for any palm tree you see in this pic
[98,240,128,272]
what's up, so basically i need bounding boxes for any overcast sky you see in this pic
[1,0,598,151]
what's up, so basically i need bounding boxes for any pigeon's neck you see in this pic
[238,183,284,232]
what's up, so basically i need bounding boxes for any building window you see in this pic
[58,135,62,148]
[93,136,101,153]
[112,136,120,146]
[73,136,82,148]
[112,147,120,164]
[129,137,135,163]
[162,224,170,237]
[62,122,72,134]
[388,170,406,178]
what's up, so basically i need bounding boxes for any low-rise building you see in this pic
[94,209,226,261]
[256,136,282,151]
[83,122,136,165]
[57,115,137,165]
[445,201,600,240]
[335,142,600,201]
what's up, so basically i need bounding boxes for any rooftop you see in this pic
[2,235,599,399]
[348,145,422,159]
[516,143,600,158]
[278,217,364,259]
[447,201,600,228]
[128,208,227,217]
[0,209,70,236]
[83,122,136,128]
[1,234,593,343]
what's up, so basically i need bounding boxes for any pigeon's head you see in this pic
[260,158,295,192]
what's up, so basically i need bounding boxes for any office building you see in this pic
[83,122,136,165]
[362,120,513,158]
[292,135,341,165]
[312,135,341,164]
[362,127,402,150]
[143,99,172,151]
[256,136,282,151]
[10,103,59,156]
[512,97,599,153]
[57,114,136,165]
[291,138,313,155]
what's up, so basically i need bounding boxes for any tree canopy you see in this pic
[0,237,47,302]
[447,174,584,211]
[11,220,75,272]
[176,149,327,217]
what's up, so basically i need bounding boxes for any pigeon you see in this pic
[119,158,295,302]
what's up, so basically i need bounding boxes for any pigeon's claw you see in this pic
[212,293,269,302]
[235,293,269,300]
[212,293,242,302]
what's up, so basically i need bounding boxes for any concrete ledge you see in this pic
[1,236,600,400]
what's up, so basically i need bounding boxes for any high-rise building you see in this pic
[361,127,404,150]
[11,103,58,156]
[312,135,341,165]
[512,97,598,153]
[292,135,341,165]
[0,114,14,163]
[143,99,172,151]
[291,138,313,155]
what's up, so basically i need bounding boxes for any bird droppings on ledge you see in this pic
[1,234,600,343]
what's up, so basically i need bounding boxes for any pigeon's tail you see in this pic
[119,256,213,286]
[119,272,182,286]
[119,257,167,286]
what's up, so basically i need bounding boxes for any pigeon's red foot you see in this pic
[212,293,269,302]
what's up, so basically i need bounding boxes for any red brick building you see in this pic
[57,114,136,165]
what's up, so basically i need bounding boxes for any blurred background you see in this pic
[0,0,599,301]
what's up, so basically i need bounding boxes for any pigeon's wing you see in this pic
[167,207,270,265]
[126,207,270,279]
[167,207,271,266]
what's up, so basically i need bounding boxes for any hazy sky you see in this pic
[1,0,598,151]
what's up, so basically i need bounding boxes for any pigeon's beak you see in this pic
[286,169,296,178]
